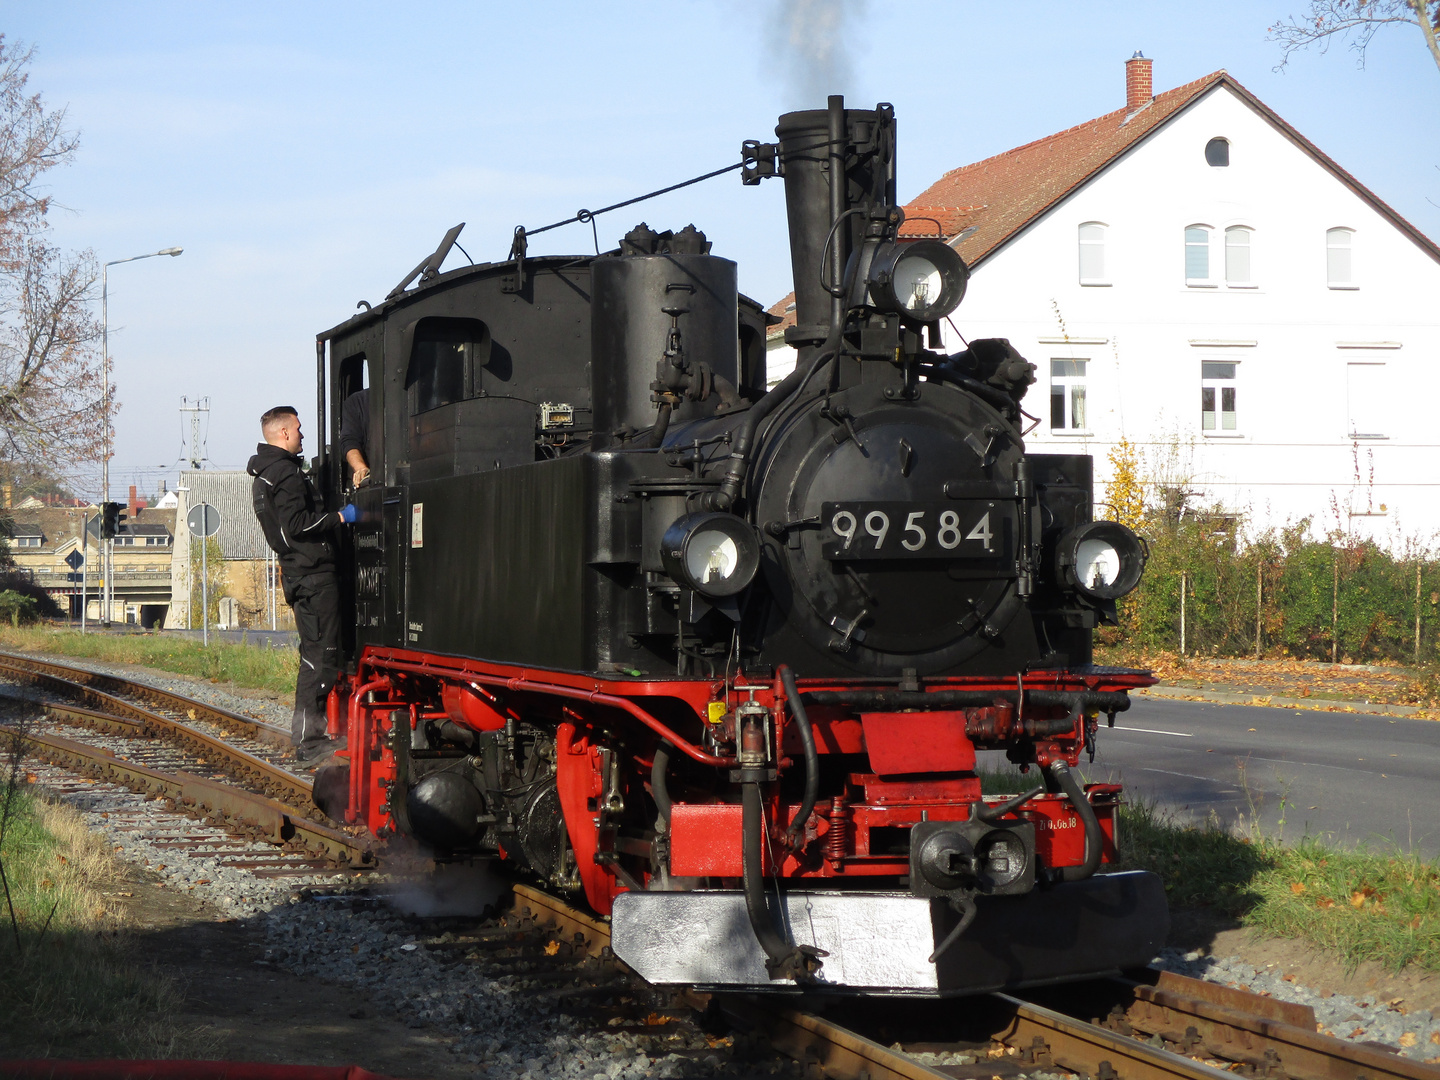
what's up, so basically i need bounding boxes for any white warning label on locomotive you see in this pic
[411,503,424,548]
[820,501,1011,560]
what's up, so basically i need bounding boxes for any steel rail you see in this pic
[445,883,1440,1080]
[993,993,1238,1080]
[1105,971,1440,1080]
[0,659,310,807]
[3,723,371,866]
[715,998,954,1080]
[0,650,290,747]
[511,883,614,961]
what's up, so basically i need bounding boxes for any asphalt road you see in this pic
[1071,696,1440,859]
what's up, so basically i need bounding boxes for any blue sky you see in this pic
[7,1,1438,496]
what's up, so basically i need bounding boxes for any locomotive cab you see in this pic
[312,96,1167,997]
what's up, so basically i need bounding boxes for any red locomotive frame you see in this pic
[329,648,1155,916]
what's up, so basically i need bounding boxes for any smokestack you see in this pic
[1126,52,1153,114]
[129,484,139,515]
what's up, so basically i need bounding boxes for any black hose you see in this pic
[698,334,839,513]
[651,740,673,829]
[1046,761,1102,882]
[778,666,818,847]
[741,781,806,978]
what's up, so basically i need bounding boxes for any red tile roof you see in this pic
[765,70,1439,323]
[913,70,1228,266]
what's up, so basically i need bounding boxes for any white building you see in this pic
[768,57,1440,542]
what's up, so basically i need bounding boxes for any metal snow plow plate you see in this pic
[612,871,1167,996]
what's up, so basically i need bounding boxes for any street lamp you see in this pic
[98,246,183,628]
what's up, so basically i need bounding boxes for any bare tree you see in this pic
[0,37,102,489]
[1269,1,1440,77]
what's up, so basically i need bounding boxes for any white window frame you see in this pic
[1078,222,1109,286]
[1185,224,1214,287]
[1327,227,1356,290]
[1049,359,1090,434]
[1224,225,1255,288]
[1200,360,1240,436]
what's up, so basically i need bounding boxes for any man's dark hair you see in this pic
[260,406,299,436]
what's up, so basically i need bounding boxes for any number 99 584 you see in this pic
[819,501,1008,560]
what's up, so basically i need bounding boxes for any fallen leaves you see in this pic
[1290,882,1307,895]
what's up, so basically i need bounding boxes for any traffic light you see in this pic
[99,501,127,539]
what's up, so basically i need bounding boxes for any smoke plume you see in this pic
[770,0,867,107]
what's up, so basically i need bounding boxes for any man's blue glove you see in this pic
[339,504,358,524]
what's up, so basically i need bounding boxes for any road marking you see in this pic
[1113,726,1193,737]
[1137,767,1215,782]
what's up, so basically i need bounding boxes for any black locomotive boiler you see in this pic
[312,97,1166,995]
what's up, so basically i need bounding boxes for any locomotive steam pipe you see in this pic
[827,94,846,338]
[778,665,819,847]
[1045,761,1103,883]
[799,689,1132,715]
[357,656,738,767]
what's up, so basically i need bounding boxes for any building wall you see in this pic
[167,480,294,631]
[7,507,175,624]
[938,85,1440,541]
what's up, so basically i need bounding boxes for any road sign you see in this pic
[188,502,221,538]
[65,572,82,582]
[64,549,84,570]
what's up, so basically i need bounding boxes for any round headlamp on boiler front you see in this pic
[1056,520,1147,601]
[660,512,761,598]
[866,239,969,323]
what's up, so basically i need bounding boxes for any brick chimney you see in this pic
[128,483,141,516]
[1126,51,1153,114]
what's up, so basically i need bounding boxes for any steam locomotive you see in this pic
[312,97,1167,996]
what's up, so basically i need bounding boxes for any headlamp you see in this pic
[660,512,761,598]
[866,239,969,322]
[1056,521,1147,602]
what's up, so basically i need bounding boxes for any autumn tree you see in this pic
[0,37,102,494]
[1269,1,1440,78]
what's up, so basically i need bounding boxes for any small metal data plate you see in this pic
[539,402,574,430]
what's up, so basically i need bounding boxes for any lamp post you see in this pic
[99,246,183,627]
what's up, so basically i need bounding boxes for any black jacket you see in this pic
[247,442,342,579]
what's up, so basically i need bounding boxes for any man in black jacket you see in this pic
[248,406,356,765]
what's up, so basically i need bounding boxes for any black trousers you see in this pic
[289,573,340,751]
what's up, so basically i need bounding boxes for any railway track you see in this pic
[0,650,370,868]
[5,651,1439,1080]
[510,886,1440,1080]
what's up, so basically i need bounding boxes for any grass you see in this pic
[979,759,1440,973]
[0,623,296,695]
[0,785,214,1057]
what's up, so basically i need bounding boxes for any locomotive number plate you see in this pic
[820,501,1011,560]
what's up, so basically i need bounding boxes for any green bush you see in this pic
[0,589,38,627]
[1119,507,1440,665]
